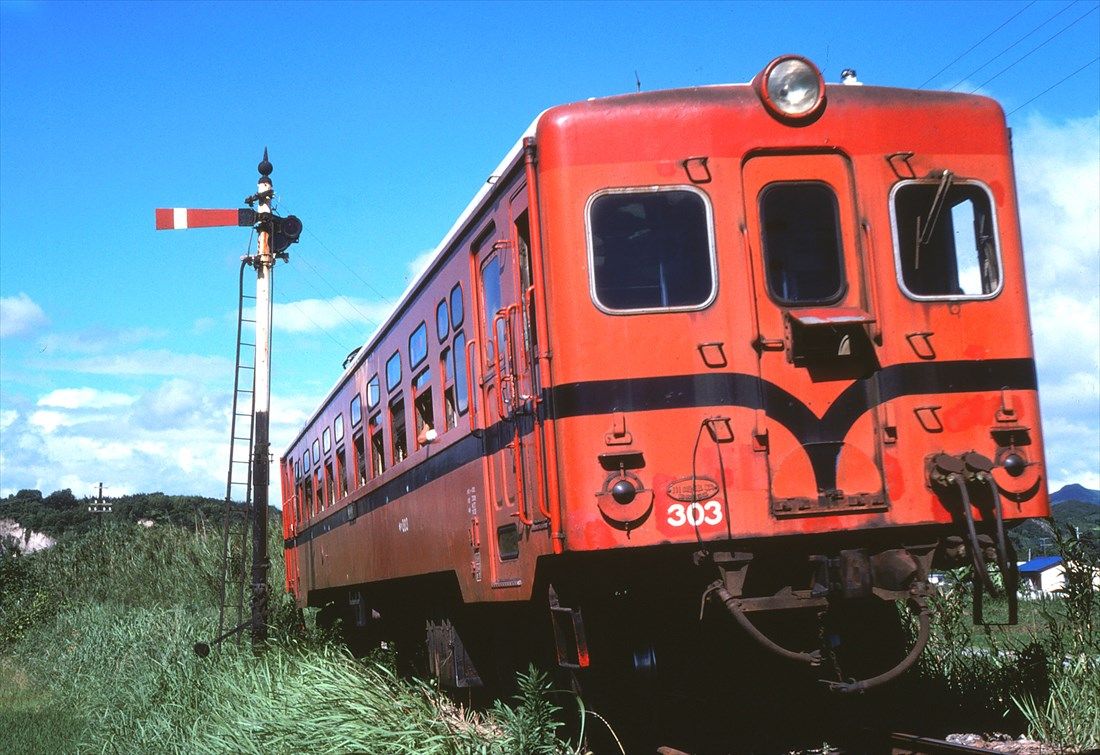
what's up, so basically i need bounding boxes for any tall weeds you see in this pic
[1,523,571,754]
[918,525,1100,752]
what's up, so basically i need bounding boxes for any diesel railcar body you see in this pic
[280,57,1048,690]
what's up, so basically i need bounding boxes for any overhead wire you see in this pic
[919,1,1037,88]
[240,217,361,352]
[970,4,1100,92]
[303,225,398,306]
[276,198,397,306]
[289,250,382,331]
[946,1,1080,91]
[1008,55,1100,114]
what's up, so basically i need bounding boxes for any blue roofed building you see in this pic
[1018,556,1064,596]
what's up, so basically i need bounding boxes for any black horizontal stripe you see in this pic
[286,357,1036,548]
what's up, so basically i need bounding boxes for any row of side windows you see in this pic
[292,283,470,521]
[587,181,1001,313]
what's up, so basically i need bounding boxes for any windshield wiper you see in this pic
[914,169,954,269]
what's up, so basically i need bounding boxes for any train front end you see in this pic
[536,57,1049,688]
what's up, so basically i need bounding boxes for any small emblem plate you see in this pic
[667,476,719,502]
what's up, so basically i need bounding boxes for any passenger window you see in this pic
[367,375,380,409]
[350,394,362,426]
[303,476,314,516]
[353,431,367,486]
[369,413,385,477]
[454,331,469,414]
[441,346,458,430]
[413,369,434,448]
[450,283,464,328]
[589,188,714,311]
[312,440,320,467]
[386,352,402,392]
[409,322,428,369]
[481,257,502,364]
[315,470,324,513]
[390,397,408,464]
[516,211,536,357]
[335,447,347,499]
[436,299,449,341]
[322,427,332,454]
[893,181,1001,299]
[760,183,844,304]
[303,451,310,473]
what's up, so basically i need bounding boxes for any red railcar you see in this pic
[280,56,1048,691]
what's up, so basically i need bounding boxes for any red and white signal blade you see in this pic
[155,208,248,230]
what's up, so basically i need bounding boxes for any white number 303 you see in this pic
[666,501,723,527]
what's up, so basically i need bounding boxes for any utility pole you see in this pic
[155,151,300,650]
[87,482,111,514]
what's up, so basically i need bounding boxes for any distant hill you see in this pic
[1011,496,1100,559]
[0,489,275,545]
[1050,483,1100,505]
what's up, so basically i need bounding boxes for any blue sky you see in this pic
[1,0,1098,499]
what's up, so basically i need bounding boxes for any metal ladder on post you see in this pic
[216,259,258,644]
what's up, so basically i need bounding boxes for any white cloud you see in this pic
[38,387,136,410]
[35,349,233,381]
[28,410,73,434]
[1013,113,1100,491]
[406,248,438,280]
[0,378,234,498]
[0,410,16,431]
[0,293,48,338]
[36,326,165,355]
[271,296,390,334]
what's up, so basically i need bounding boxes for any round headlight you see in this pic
[757,56,825,121]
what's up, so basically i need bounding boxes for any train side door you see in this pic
[741,153,886,517]
[473,218,531,588]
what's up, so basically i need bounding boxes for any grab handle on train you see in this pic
[492,310,509,417]
[465,338,479,432]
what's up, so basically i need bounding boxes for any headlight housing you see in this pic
[754,55,826,122]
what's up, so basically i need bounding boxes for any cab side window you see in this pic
[589,187,715,312]
[892,181,1001,299]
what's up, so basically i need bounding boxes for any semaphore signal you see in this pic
[155,149,301,651]
[154,207,257,230]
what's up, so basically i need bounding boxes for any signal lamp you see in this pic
[754,55,826,122]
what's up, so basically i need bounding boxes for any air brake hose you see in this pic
[708,581,823,666]
[955,476,1000,597]
[821,597,932,694]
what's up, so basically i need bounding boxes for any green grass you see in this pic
[0,523,571,754]
[915,526,1100,753]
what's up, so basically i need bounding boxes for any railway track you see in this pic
[652,731,1025,754]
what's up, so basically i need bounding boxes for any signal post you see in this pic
[155,150,300,649]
